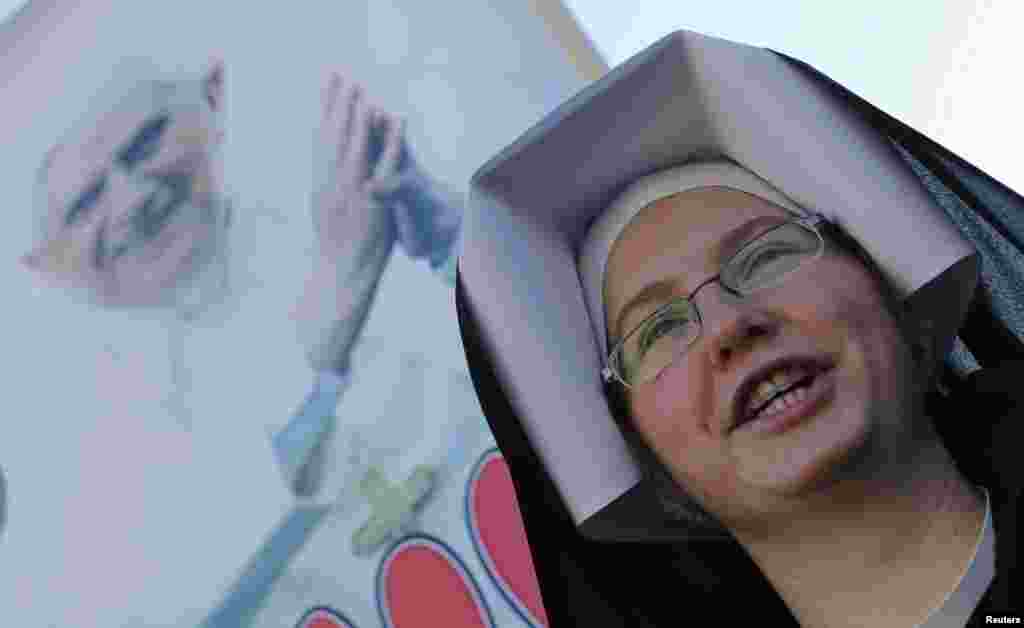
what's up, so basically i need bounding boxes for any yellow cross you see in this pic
[351,464,437,557]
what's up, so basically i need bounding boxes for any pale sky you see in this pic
[563,0,1024,193]
[3,0,1020,190]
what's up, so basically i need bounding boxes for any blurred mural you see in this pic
[0,0,600,625]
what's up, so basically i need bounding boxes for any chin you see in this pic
[103,259,206,308]
[109,209,227,308]
[736,396,876,498]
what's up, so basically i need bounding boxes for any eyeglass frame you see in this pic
[601,213,828,389]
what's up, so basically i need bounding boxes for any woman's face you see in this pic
[603,187,921,530]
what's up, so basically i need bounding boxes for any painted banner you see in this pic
[0,0,604,625]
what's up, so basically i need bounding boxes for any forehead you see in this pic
[604,187,793,312]
[44,81,207,199]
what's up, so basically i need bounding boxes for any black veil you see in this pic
[456,48,1024,625]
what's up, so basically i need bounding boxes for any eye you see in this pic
[64,175,107,225]
[741,246,790,274]
[731,240,810,287]
[637,307,697,355]
[727,221,821,287]
[116,114,170,169]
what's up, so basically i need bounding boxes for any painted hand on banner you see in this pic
[311,73,405,266]
[295,73,405,372]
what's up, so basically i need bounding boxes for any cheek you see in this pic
[842,301,912,409]
[634,359,710,435]
[174,122,215,158]
[43,202,71,239]
[145,115,217,175]
[629,359,723,477]
[109,219,209,291]
[790,270,910,411]
[177,108,220,150]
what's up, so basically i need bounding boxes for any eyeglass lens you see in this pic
[614,221,821,385]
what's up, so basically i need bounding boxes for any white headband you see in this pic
[578,160,807,360]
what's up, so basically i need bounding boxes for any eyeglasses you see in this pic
[602,214,826,389]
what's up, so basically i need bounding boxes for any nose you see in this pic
[695,283,779,369]
[105,167,158,222]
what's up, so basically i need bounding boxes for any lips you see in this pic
[730,355,835,433]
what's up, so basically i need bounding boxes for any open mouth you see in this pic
[100,187,187,265]
[731,356,835,433]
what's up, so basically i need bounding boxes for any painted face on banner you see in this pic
[23,62,229,309]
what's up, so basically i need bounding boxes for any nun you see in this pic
[457,31,1023,627]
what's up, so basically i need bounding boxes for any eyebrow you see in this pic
[115,114,170,169]
[64,175,107,226]
[611,214,787,341]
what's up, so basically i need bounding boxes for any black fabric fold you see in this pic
[456,49,1023,627]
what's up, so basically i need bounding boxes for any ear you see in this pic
[19,237,87,276]
[203,59,225,111]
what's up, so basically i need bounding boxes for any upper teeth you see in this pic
[746,366,812,415]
